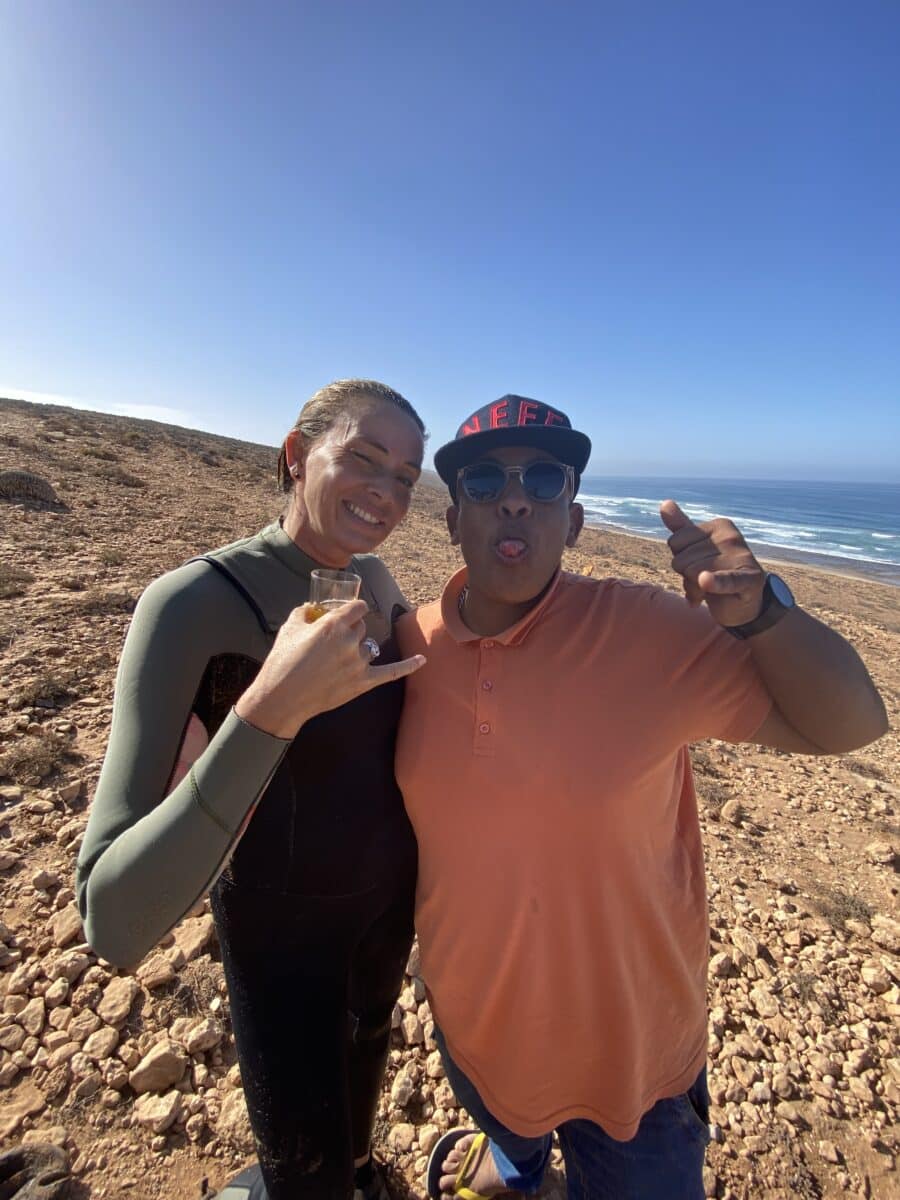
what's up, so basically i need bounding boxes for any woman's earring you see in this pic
[290,465,301,478]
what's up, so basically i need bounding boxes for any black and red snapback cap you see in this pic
[434,395,592,498]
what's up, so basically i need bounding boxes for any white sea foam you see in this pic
[769,547,895,565]
[577,480,900,576]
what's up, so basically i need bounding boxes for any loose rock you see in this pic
[96,976,140,1026]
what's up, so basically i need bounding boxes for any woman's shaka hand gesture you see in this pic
[234,599,425,739]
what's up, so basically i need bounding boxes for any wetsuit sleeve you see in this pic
[76,562,290,967]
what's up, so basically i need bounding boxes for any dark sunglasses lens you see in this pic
[523,462,567,500]
[461,464,506,501]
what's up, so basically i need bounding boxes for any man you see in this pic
[395,396,887,1200]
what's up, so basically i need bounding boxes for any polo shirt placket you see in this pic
[473,639,499,757]
[449,576,560,760]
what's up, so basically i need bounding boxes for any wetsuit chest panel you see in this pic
[194,654,262,735]
[200,639,416,898]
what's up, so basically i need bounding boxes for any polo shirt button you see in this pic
[479,722,491,734]
[483,640,495,649]
[481,680,493,691]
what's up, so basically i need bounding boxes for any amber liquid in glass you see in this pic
[305,598,350,622]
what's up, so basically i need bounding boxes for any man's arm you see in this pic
[742,607,887,753]
[661,500,888,755]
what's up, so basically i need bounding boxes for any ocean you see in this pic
[577,477,900,586]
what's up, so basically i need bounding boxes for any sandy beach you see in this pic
[1,398,898,1199]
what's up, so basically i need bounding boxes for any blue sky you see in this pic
[2,1,898,481]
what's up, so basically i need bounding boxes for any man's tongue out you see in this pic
[497,538,528,560]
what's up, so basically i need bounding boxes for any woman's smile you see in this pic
[343,499,385,527]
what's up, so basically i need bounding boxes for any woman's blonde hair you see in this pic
[277,379,425,492]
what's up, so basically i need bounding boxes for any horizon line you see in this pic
[3,390,896,488]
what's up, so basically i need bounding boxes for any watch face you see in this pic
[769,574,795,607]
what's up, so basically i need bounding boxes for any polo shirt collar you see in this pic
[440,566,563,646]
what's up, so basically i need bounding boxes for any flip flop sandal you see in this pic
[425,1129,498,1200]
[212,1164,268,1199]
[0,1143,70,1200]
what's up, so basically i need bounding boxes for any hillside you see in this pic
[1,396,898,1200]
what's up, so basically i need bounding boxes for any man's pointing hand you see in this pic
[660,499,766,629]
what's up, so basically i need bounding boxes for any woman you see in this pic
[76,380,427,1200]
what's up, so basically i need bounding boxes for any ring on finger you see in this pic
[361,637,381,661]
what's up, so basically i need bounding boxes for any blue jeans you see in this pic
[435,1030,710,1199]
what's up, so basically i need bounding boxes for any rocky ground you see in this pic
[0,396,898,1200]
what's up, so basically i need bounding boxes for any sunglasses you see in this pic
[457,460,574,504]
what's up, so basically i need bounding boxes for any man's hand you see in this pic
[659,500,887,754]
[235,599,426,739]
[660,499,766,628]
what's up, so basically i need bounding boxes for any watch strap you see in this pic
[725,574,793,640]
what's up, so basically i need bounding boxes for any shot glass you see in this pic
[306,568,362,621]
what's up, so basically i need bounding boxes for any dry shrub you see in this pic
[791,971,818,1004]
[0,564,35,599]
[0,730,72,783]
[16,670,79,706]
[699,779,730,817]
[692,749,730,816]
[0,469,63,507]
[0,434,39,453]
[41,416,80,435]
[811,886,873,930]
[69,588,137,615]
[154,957,224,1026]
[121,430,149,451]
[83,445,120,463]
[101,464,146,488]
[0,618,22,650]
[845,757,889,782]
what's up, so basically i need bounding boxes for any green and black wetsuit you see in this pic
[76,522,417,1200]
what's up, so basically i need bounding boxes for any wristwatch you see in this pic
[725,573,795,640]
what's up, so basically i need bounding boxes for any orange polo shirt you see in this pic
[396,568,771,1140]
